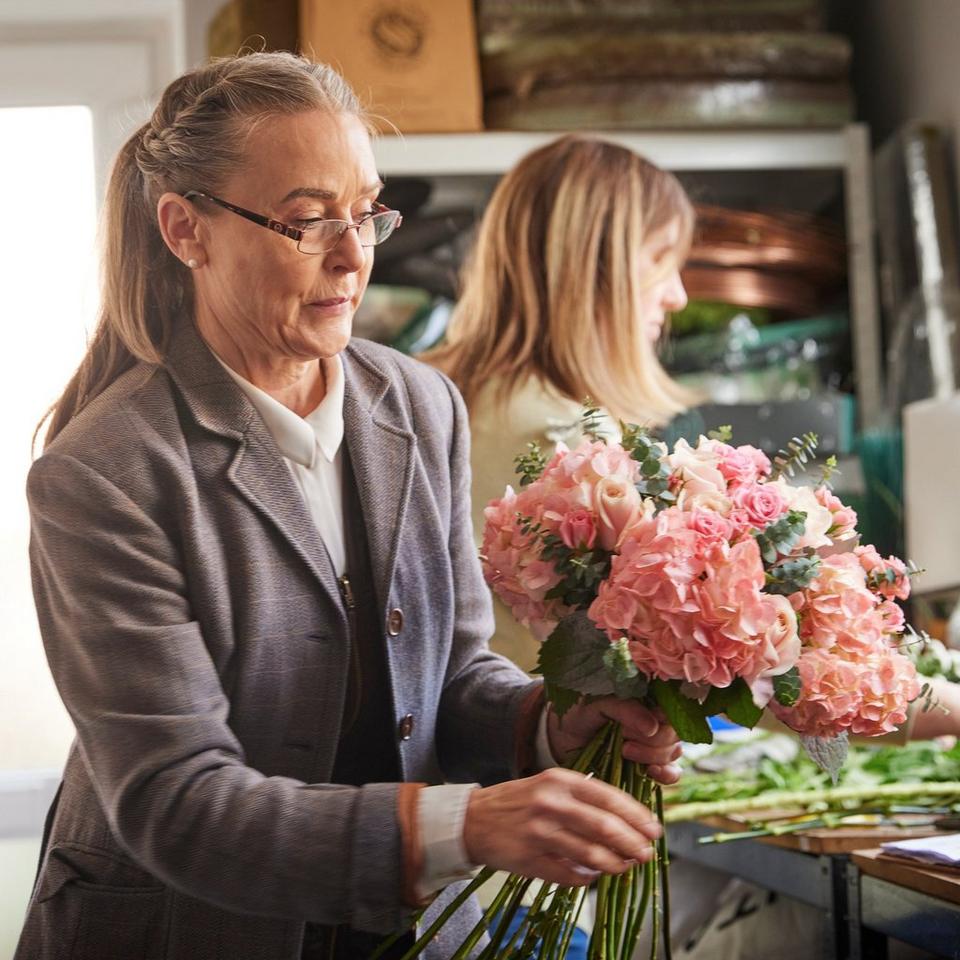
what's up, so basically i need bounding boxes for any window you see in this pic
[0,105,98,772]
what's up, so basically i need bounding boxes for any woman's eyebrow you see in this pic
[279,180,385,203]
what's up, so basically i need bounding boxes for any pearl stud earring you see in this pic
[187,258,199,269]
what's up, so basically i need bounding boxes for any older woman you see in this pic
[17,53,678,960]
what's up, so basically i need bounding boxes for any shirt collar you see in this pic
[214,354,345,468]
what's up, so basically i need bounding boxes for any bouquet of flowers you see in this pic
[387,417,921,960]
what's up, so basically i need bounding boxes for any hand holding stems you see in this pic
[462,766,662,887]
[547,697,683,784]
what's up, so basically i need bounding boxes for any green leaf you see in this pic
[651,679,713,744]
[773,666,802,707]
[544,682,581,718]
[800,732,849,785]
[514,442,547,486]
[702,678,763,728]
[707,424,733,443]
[535,612,617,699]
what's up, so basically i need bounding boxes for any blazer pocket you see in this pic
[28,844,166,960]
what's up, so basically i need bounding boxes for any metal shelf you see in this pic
[373,124,883,428]
[374,127,858,175]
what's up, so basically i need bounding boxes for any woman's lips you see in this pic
[306,296,352,316]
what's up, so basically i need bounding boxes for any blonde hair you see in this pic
[426,134,696,425]
[40,52,367,447]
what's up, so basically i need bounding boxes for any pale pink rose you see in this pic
[731,482,788,529]
[593,476,647,551]
[558,508,597,550]
[855,545,911,601]
[666,437,728,498]
[758,594,802,677]
[678,488,733,516]
[815,486,859,541]
[769,480,834,551]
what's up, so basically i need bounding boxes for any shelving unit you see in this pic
[374,124,884,429]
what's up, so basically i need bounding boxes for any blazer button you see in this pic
[387,608,404,637]
[398,714,415,741]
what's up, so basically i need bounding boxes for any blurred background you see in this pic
[2,1,959,954]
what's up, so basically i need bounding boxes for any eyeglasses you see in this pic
[182,190,402,255]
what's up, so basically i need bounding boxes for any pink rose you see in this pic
[758,593,801,677]
[815,486,859,541]
[688,507,736,547]
[593,476,646,551]
[559,509,598,550]
[716,444,772,487]
[731,482,788,529]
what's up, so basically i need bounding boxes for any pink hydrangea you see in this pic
[855,545,912,601]
[772,646,920,739]
[480,487,570,637]
[590,511,799,688]
[848,649,921,736]
[814,486,859,541]
[770,648,863,738]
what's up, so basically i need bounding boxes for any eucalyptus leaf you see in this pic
[800,732,849,784]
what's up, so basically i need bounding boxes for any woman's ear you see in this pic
[157,192,206,268]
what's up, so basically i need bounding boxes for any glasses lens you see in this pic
[358,211,400,247]
[298,221,346,254]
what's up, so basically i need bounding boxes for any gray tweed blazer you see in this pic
[16,320,538,960]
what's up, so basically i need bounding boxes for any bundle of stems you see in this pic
[663,781,960,824]
[374,722,672,960]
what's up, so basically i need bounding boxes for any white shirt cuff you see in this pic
[535,703,560,770]
[416,783,478,899]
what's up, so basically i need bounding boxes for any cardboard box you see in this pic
[299,0,483,133]
[208,0,299,59]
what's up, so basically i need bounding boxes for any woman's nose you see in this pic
[664,270,688,313]
[325,223,367,273]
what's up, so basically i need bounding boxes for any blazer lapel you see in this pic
[164,321,347,624]
[341,347,417,617]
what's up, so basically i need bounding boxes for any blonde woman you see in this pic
[427,134,697,672]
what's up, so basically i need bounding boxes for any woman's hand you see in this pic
[547,698,683,784]
[462,768,662,886]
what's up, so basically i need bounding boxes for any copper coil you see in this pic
[690,204,847,286]
[680,265,820,316]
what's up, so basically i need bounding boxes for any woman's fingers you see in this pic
[622,739,683,768]
[462,767,662,882]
